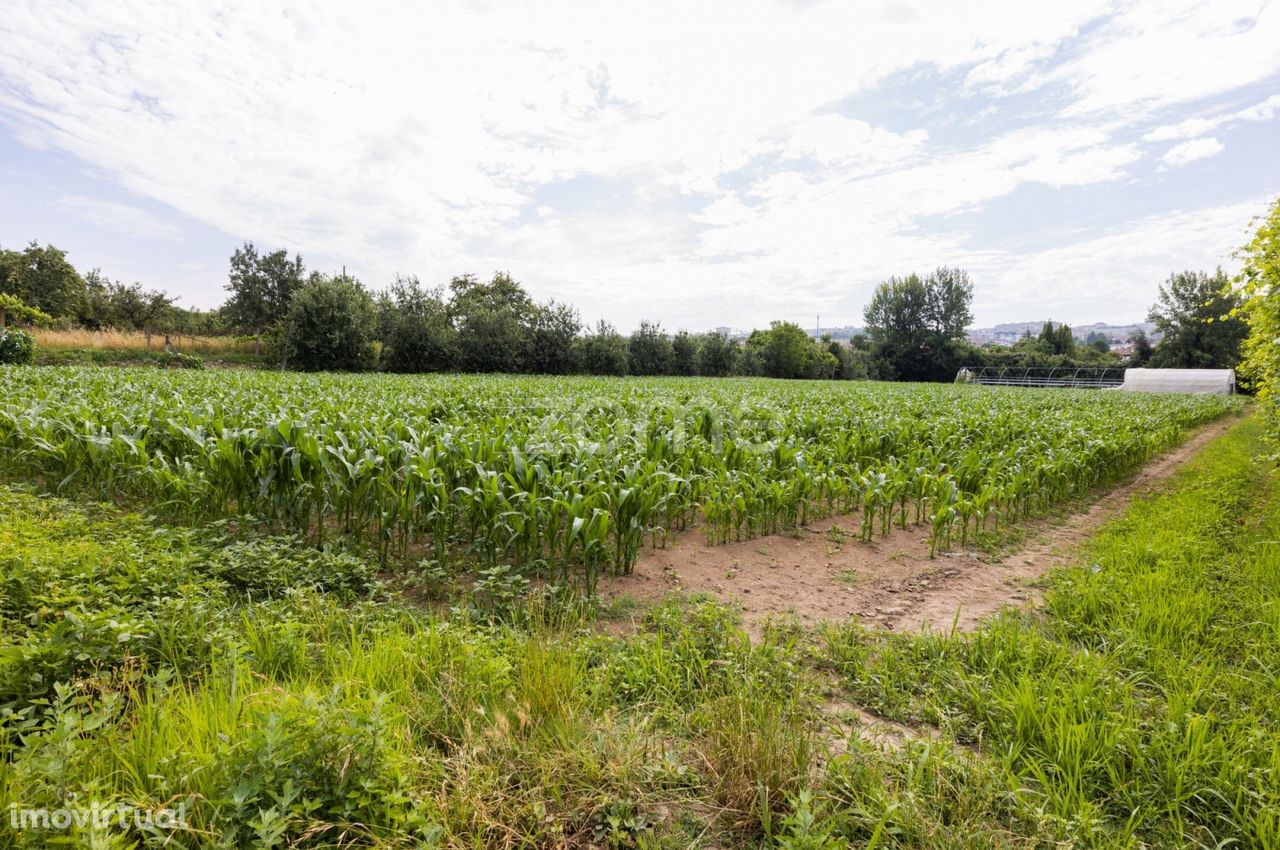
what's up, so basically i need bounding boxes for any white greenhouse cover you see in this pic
[1118,368,1236,395]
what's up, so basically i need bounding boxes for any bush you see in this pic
[0,328,35,365]
[284,274,377,372]
[157,350,204,369]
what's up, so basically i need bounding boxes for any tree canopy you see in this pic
[863,267,974,381]
[1148,269,1247,369]
[0,242,88,320]
[223,242,305,349]
[1238,199,1280,447]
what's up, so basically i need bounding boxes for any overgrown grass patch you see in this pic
[823,416,1280,848]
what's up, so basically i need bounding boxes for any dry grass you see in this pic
[33,328,254,354]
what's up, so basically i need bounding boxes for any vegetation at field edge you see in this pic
[0,370,1241,593]
[0,405,1276,847]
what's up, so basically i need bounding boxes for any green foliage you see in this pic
[0,293,54,329]
[448,271,536,372]
[0,373,1269,846]
[1130,328,1155,365]
[155,350,204,369]
[0,328,35,365]
[0,242,88,320]
[628,320,675,376]
[1148,268,1247,369]
[1238,197,1280,448]
[671,330,698,375]
[284,273,378,371]
[0,368,1240,591]
[222,242,306,346]
[695,331,737,377]
[0,489,379,711]
[81,270,177,335]
[821,418,1280,846]
[524,298,581,375]
[864,267,975,381]
[574,319,630,375]
[380,275,456,373]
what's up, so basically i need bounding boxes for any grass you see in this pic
[821,414,1280,848]
[32,328,255,354]
[0,395,1275,848]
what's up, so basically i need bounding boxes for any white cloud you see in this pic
[53,194,186,241]
[0,0,1277,328]
[1052,0,1280,117]
[782,115,928,168]
[1143,93,1280,141]
[964,198,1264,320]
[1161,137,1226,168]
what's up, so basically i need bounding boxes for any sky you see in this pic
[2,0,1279,332]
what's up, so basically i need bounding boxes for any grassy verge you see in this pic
[34,346,272,368]
[822,415,1280,848]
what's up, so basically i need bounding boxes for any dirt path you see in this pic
[600,415,1241,638]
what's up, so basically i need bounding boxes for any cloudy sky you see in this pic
[2,0,1279,331]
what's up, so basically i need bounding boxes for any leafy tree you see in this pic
[863,267,974,381]
[748,321,814,379]
[525,300,581,375]
[448,272,535,373]
[223,242,305,354]
[574,319,629,375]
[628,320,674,376]
[81,272,177,348]
[283,273,377,371]
[381,275,455,373]
[695,331,737,377]
[1037,321,1076,356]
[1129,330,1154,366]
[0,293,53,330]
[1237,198,1280,446]
[1148,269,1247,369]
[0,242,88,320]
[671,331,698,375]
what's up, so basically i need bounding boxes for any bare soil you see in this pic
[600,416,1240,638]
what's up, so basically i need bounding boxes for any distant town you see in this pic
[710,320,1159,357]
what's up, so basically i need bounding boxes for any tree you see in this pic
[671,331,698,375]
[695,331,737,377]
[448,272,535,373]
[863,267,974,381]
[1037,321,1076,356]
[628,320,674,376]
[1147,269,1247,369]
[1237,197,1280,446]
[0,293,53,330]
[0,242,88,320]
[380,275,456,373]
[223,242,305,354]
[574,319,629,375]
[1129,330,1154,366]
[525,300,581,375]
[747,321,814,379]
[283,273,377,371]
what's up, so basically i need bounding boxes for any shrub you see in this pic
[0,328,35,365]
[284,274,377,372]
[157,350,204,369]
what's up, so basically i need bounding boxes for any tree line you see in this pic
[222,243,873,378]
[1,237,1251,380]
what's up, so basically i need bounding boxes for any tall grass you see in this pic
[32,328,254,354]
[823,415,1280,847]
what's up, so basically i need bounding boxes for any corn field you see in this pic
[0,368,1241,590]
